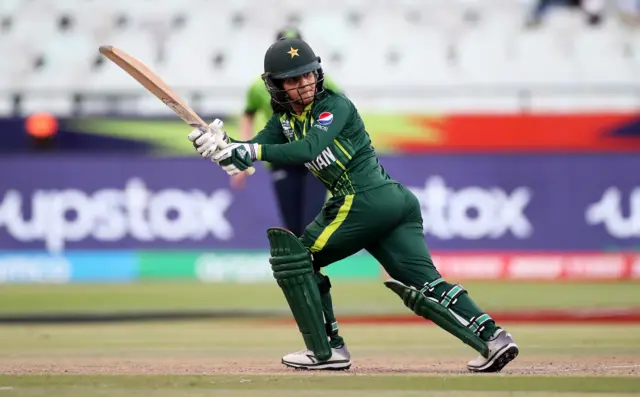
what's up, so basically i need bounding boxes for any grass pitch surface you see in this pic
[1,281,638,314]
[1,281,638,395]
[0,321,638,396]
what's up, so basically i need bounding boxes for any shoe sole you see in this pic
[467,344,519,373]
[282,359,351,371]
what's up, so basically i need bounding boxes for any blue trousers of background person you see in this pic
[270,164,327,237]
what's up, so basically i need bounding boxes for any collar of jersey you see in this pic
[289,102,314,122]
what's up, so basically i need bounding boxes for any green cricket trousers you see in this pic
[301,182,438,286]
[298,182,498,347]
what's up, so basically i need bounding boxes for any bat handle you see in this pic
[216,133,256,176]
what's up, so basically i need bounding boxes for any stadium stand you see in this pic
[0,0,638,115]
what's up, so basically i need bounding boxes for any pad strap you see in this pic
[468,313,493,335]
[385,279,489,357]
[440,284,466,308]
[420,277,445,294]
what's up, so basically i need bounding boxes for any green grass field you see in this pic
[1,375,639,396]
[0,321,639,396]
[0,281,639,396]
[1,281,639,314]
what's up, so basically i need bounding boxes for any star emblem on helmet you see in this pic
[287,47,299,59]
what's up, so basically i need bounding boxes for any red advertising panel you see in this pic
[394,113,640,152]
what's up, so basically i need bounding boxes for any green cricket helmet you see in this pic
[261,37,325,110]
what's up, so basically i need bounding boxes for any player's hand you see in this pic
[213,143,258,176]
[230,173,247,189]
[187,118,228,159]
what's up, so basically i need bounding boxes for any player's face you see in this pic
[282,72,316,105]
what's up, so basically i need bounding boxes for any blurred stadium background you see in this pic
[1,0,640,328]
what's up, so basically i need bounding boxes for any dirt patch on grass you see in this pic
[1,354,637,376]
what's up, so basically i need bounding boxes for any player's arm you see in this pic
[256,98,350,164]
[213,115,285,176]
[229,82,261,187]
[239,113,255,141]
[212,101,349,175]
[240,79,262,140]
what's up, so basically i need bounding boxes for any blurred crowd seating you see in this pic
[1,0,639,115]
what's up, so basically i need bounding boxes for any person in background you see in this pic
[232,27,341,237]
[525,0,604,27]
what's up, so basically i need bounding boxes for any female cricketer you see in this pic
[187,37,519,373]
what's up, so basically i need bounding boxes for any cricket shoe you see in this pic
[467,328,519,373]
[282,344,351,370]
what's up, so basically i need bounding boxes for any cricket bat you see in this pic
[98,45,255,175]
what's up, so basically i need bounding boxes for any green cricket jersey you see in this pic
[246,90,396,197]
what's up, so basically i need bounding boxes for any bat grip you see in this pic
[216,133,256,176]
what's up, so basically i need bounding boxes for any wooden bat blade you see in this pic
[98,45,205,129]
[98,45,255,176]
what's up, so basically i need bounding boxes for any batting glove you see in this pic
[187,118,229,159]
[212,143,259,176]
